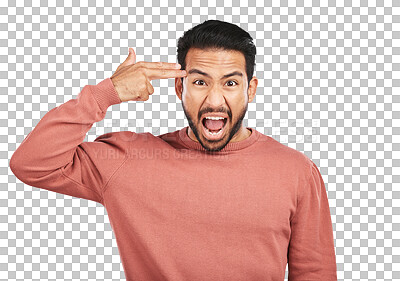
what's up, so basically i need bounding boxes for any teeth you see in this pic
[205,116,225,120]
[205,127,223,135]
[202,116,227,136]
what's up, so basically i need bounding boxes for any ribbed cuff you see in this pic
[90,77,122,113]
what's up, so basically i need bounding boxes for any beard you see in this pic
[181,100,248,153]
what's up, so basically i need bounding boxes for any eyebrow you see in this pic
[187,68,243,79]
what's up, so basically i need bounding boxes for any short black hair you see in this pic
[177,20,256,86]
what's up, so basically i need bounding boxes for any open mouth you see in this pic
[201,117,228,139]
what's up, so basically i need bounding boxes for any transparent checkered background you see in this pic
[2,0,399,280]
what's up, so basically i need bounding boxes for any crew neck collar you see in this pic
[177,126,260,152]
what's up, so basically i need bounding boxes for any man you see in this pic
[10,20,337,280]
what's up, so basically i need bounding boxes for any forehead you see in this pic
[185,48,246,76]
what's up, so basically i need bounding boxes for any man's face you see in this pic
[175,47,257,152]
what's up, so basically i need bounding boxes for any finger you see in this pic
[136,61,181,70]
[145,68,187,81]
[146,81,154,95]
[120,47,137,69]
[130,48,136,64]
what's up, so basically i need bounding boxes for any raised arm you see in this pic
[9,47,187,204]
[9,77,126,204]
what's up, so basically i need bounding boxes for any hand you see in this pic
[110,48,187,102]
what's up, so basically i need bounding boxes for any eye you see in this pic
[226,80,238,87]
[193,80,206,86]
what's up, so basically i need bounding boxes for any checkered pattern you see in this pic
[2,0,399,280]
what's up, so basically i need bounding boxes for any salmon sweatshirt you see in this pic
[9,77,338,281]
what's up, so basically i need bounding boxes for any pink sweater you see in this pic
[10,77,337,281]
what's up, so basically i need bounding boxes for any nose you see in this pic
[204,86,226,109]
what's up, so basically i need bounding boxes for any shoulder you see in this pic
[94,130,158,143]
[257,132,314,174]
[93,130,171,152]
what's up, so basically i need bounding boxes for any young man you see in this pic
[10,20,337,280]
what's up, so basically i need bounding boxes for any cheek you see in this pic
[182,93,202,117]
[228,95,247,117]
[183,91,196,105]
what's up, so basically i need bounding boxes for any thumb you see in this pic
[125,47,136,65]
[111,48,137,78]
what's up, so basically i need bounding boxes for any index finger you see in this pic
[136,61,182,69]
[145,68,187,80]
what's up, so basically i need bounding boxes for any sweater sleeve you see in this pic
[9,77,128,205]
[287,161,338,280]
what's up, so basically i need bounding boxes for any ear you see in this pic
[175,77,184,101]
[247,76,258,103]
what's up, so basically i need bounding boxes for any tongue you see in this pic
[204,119,225,131]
